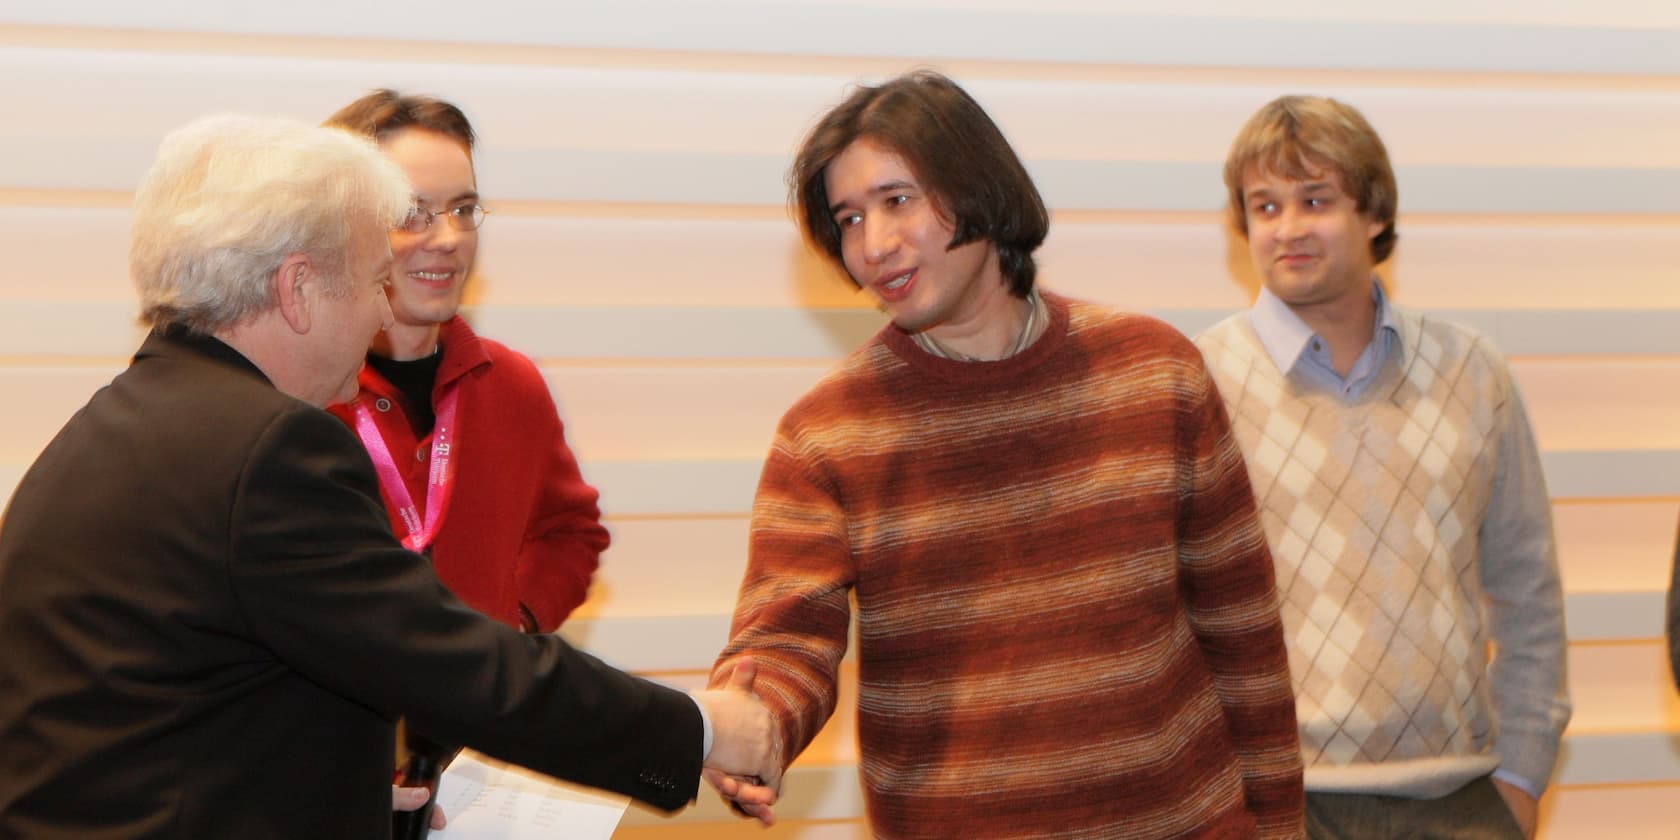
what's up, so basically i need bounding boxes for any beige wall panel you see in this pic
[1,366,121,461]
[963,82,1680,169]
[1553,501,1677,594]
[1384,220,1680,309]
[1036,220,1248,308]
[582,517,750,619]
[16,0,1680,32]
[5,50,1680,212]
[540,365,819,461]
[1567,641,1678,737]
[1536,783,1680,840]
[1514,360,1680,451]
[8,3,1680,75]
[474,216,852,309]
[0,207,130,301]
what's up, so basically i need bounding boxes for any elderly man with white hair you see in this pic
[0,114,779,839]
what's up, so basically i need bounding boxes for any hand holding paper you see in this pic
[391,786,447,831]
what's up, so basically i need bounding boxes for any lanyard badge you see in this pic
[351,387,461,552]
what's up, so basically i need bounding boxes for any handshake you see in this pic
[393,658,785,830]
[691,658,784,825]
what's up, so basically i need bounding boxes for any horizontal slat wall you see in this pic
[2,4,1676,837]
[6,361,1680,478]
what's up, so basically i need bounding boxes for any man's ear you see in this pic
[273,253,316,335]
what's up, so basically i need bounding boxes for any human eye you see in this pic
[396,207,427,234]
[833,211,862,229]
[886,194,910,208]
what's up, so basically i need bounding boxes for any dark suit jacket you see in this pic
[0,329,702,838]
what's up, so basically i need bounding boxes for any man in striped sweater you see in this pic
[1195,96,1570,840]
[709,70,1304,838]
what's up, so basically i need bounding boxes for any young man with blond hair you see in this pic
[1196,95,1570,839]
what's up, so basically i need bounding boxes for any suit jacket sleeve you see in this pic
[227,403,701,810]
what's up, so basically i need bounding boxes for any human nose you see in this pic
[860,214,899,265]
[422,216,464,250]
[1271,205,1306,242]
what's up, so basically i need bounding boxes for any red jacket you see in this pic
[329,316,606,630]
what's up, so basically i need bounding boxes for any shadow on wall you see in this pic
[1221,219,1262,304]
[784,231,887,357]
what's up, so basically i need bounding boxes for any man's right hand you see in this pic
[692,658,782,824]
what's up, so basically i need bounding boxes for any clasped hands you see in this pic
[392,658,783,827]
[693,658,784,826]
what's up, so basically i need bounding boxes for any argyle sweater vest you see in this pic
[1197,311,1515,795]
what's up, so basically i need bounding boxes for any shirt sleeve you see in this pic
[1177,359,1306,840]
[1475,359,1571,793]
[711,430,855,771]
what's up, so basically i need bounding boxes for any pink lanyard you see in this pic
[350,386,461,552]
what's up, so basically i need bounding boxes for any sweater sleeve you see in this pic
[1475,357,1571,793]
[1177,359,1306,840]
[515,396,609,631]
[711,429,854,771]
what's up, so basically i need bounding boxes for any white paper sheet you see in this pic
[430,750,630,840]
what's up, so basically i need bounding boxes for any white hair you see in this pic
[130,114,413,333]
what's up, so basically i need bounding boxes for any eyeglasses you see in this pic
[398,204,488,234]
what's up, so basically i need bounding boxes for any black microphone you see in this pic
[391,724,460,840]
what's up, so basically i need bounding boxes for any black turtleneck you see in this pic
[365,348,442,436]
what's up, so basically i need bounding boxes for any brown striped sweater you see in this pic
[714,294,1304,839]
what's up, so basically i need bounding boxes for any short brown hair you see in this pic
[1224,95,1398,263]
[790,70,1048,297]
[325,89,476,152]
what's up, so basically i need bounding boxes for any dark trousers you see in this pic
[1306,775,1526,840]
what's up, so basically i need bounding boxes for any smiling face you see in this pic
[1241,162,1385,315]
[381,128,479,337]
[823,137,1007,341]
